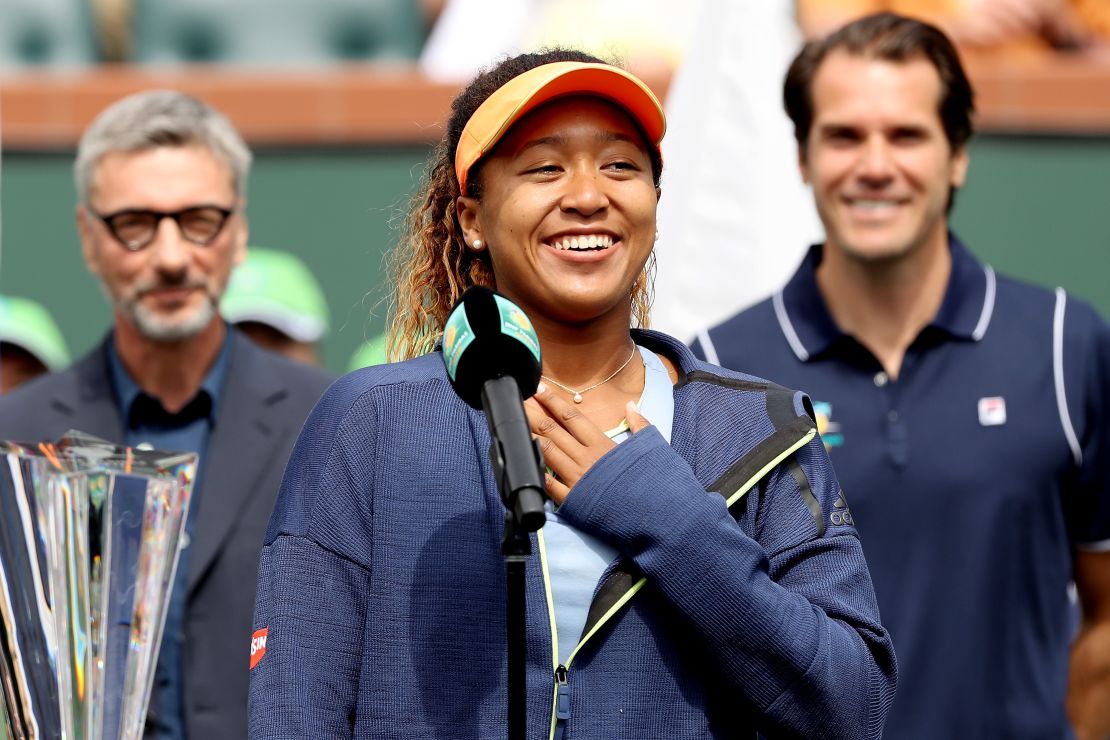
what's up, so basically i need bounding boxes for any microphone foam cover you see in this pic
[442,286,542,409]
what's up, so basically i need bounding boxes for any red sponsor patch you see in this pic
[249,627,268,670]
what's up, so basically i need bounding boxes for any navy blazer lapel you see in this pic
[51,339,125,443]
[186,336,291,595]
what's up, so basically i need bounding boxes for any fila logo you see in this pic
[978,396,1007,427]
[250,627,269,670]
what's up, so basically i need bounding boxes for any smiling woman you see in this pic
[248,50,898,739]
[457,96,661,406]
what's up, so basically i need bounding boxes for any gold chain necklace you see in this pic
[540,345,638,403]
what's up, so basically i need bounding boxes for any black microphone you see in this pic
[442,286,546,531]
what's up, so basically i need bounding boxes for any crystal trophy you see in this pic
[0,430,195,739]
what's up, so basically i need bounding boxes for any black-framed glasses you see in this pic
[90,205,235,251]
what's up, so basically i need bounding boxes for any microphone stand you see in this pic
[481,376,546,740]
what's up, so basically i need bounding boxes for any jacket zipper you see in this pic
[553,664,570,740]
[538,426,817,739]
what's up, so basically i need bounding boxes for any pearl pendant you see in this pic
[573,393,583,403]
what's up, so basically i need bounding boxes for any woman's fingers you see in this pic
[525,384,617,493]
[544,472,570,506]
[530,383,614,449]
[524,397,578,455]
[523,397,586,490]
[524,384,653,503]
[626,401,651,434]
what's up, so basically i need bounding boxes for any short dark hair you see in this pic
[783,12,975,153]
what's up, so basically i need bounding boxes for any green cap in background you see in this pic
[0,294,70,371]
[347,333,390,372]
[221,248,330,342]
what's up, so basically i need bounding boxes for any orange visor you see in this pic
[454,61,666,194]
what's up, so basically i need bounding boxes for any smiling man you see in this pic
[0,91,334,740]
[691,13,1110,739]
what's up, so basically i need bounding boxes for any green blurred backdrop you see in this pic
[2,134,1108,374]
[1,145,429,373]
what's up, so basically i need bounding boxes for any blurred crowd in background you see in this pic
[6,0,1109,72]
[2,0,1108,386]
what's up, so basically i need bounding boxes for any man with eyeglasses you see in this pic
[0,90,334,740]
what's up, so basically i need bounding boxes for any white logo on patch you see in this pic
[978,396,1007,426]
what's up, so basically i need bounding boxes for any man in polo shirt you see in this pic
[692,13,1110,739]
[0,91,334,739]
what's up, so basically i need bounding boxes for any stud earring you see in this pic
[471,239,484,251]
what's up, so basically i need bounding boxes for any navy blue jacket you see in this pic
[249,331,897,739]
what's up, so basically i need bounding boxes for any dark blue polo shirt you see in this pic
[693,235,1110,739]
[108,329,233,740]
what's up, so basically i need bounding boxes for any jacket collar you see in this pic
[774,233,996,361]
[105,326,234,430]
[630,328,701,378]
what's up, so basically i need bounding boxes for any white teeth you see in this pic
[852,200,897,209]
[551,234,613,251]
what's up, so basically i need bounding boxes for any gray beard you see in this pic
[122,294,216,342]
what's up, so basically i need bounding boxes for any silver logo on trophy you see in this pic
[0,430,196,739]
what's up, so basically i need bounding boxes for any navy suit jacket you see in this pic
[0,330,335,739]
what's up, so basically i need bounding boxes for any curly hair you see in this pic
[388,49,662,360]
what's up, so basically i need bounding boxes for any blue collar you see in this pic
[606,345,674,444]
[107,325,234,429]
[774,233,996,361]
